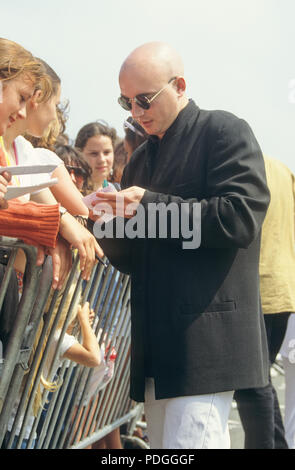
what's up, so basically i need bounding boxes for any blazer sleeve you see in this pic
[140,117,270,249]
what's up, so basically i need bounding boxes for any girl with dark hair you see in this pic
[75,120,117,194]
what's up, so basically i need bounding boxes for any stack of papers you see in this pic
[0,164,58,200]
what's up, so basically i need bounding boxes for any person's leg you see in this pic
[144,378,233,449]
[162,391,233,449]
[104,428,123,449]
[282,356,295,449]
[266,313,290,448]
[144,378,167,449]
[234,385,274,448]
[234,313,289,449]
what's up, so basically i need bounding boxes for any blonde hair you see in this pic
[24,58,69,150]
[25,100,69,151]
[0,38,51,101]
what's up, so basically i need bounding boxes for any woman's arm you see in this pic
[50,165,89,216]
[31,188,104,283]
[63,302,101,367]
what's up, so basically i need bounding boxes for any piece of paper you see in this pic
[83,187,117,222]
[4,178,58,200]
[0,164,57,176]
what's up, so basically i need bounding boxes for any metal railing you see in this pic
[0,237,144,449]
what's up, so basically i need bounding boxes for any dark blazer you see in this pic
[89,100,270,403]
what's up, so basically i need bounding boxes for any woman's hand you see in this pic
[46,236,73,290]
[59,212,104,281]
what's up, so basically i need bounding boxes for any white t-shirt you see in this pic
[13,136,63,200]
[7,330,77,441]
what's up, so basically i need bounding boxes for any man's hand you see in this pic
[88,186,146,221]
[0,171,11,209]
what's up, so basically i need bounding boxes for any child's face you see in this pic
[82,135,114,184]
[25,84,61,137]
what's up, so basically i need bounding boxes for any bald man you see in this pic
[88,42,270,449]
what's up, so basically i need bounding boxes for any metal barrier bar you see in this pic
[12,257,82,448]
[0,238,144,449]
[89,304,131,435]
[63,280,132,448]
[6,260,59,448]
[0,240,43,445]
[0,240,17,314]
[70,404,143,450]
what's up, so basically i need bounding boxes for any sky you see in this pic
[2,0,295,171]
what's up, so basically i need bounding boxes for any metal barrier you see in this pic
[0,237,144,449]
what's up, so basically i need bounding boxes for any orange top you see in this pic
[0,147,60,248]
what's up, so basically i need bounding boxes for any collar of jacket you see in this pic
[147,99,200,146]
[144,99,200,186]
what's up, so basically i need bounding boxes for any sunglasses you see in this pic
[118,76,177,111]
[66,165,88,180]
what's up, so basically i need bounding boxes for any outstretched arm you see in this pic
[63,302,101,367]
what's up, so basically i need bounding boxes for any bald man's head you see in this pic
[118,42,188,139]
[119,42,184,84]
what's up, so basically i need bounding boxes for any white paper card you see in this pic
[0,164,57,176]
[4,178,58,200]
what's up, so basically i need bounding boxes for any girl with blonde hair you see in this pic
[1,55,104,289]
[0,37,50,208]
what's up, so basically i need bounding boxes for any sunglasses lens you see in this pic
[135,96,150,110]
[66,166,86,179]
[118,96,131,111]
[75,170,84,179]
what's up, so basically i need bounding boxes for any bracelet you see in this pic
[59,206,67,217]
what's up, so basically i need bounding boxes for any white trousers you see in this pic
[144,378,233,449]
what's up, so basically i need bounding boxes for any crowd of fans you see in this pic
[1,36,295,451]
[0,37,147,449]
